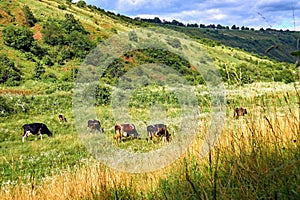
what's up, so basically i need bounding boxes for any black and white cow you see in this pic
[115,123,138,141]
[22,123,53,142]
[146,124,171,143]
[88,119,104,133]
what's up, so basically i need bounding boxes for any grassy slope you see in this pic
[160,24,300,63]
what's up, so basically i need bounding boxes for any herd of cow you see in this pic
[21,107,247,143]
[21,115,172,143]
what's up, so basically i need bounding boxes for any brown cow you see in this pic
[58,114,67,123]
[146,124,171,143]
[233,107,247,119]
[88,119,104,133]
[115,123,138,141]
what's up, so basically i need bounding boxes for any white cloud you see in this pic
[82,0,299,30]
[116,0,172,12]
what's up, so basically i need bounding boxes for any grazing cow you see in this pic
[87,119,104,133]
[233,107,247,119]
[58,114,67,123]
[115,123,138,141]
[22,123,53,142]
[146,124,171,143]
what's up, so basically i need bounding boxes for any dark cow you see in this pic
[234,107,247,119]
[115,123,138,141]
[58,114,67,123]
[88,119,104,133]
[22,123,53,142]
[146,124,171,143]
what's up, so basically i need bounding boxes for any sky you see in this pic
[80,0,300,31]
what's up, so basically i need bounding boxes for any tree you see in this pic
[65,31,94,59]
[2,25,34,51]
[62,14,88,34]
[77,0,86,8]
[22,5,37,27]
[42,19,65,45]
[0,54,22,86]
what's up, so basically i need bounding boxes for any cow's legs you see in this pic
[22,131,31,142]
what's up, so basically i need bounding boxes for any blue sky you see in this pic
[80,0,300,30]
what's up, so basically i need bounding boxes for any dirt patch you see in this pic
[0,8,13,25]
[33,24,43,41]
[0,89,35,95]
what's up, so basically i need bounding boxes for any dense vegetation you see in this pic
[137,17,300,64]
[0,0,299,199]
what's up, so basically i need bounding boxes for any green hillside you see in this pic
[139,19,300,64]
[0,0,298,92]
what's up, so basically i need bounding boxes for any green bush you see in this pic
[58,4,67,10]
[0,96,13,117]
[2,24,34,51]
[63,13,88,34]
[22,5,37,27]
[33,62,46,79]
[41,19,65,46]
[0,54,22,86]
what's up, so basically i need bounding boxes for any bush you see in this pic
[58,4,67,10]
[22,5,37,27]
[33,62,45,79]
[0,54,22,86]
[65,31,94,59]
[63,13,88,34]
[0,96,13,117]
[41,19,65,46]
[42,55,54,67]
[2,25,34,51]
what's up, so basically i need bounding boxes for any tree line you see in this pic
[134,17,294,32]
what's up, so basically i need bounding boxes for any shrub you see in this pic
[65,31,94,59]
[33,62,45,79]
[0,54,22,86]
[22,5,37,27]
[42,55,54,67]
[41,19,65,46]
[2,24,34,51]
[58,4,67,10]
[63,13,88,34]
[0,96,13,117]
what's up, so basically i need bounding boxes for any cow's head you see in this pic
[41,125,53,137]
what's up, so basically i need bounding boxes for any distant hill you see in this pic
[136,18,300,64]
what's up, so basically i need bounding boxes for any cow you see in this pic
[146,124,171,143]
[233,107,247,119]
[58,114,67,123]
[22,123,53,142]
[114,123,138,141]
[87,119,104,133]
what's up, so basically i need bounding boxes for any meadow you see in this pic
[0,0,299,199]
[0,81,299,199]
